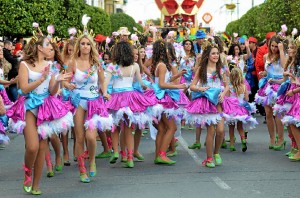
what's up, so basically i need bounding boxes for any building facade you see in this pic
[85,0,127,14]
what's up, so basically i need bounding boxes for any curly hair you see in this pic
[230,67,244,96]
[198,44,222,84]
[228,43,242,57]
[151,40,171,76]
[182,39,195,58]
[71,35,99,67]
[112,41,134,67]
[284,40,297,71]
[62,39,76,63]
[22,35,48,67]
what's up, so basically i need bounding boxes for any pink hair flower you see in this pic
[106,37,111,44]
[281,24,288,32]
[292,28,298,36]
[68,27,77,36]
[47,25,55,35]
[131,34,138,41]
[227,55,233,62]
[32,22,39,28]
[233,32,238,38]
[112,32,119,36]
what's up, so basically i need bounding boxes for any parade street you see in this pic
[0,115,299,198]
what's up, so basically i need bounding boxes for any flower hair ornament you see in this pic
[47,25,58,43]
[68,27,77,41]
[32,22,43,43]
[77,14,95,39]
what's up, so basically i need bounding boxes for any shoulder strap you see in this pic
[130,64,134,77]
[22,61,30,71]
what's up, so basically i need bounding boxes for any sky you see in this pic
[124,0,265,32]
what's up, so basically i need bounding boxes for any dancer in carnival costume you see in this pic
[65,15,114,182]
[0,46,14,146]
[273,37,299,155]
[185,40,228,168]
[6,30,73,194]
[104,41,156,168]
[61,27,77,164]
[148,40,186,165]
[222,67,258,152]
[255,36,287,150]
[280,36,300,159]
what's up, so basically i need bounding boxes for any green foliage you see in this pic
[83,5,111,36]
[110,13,137,33]
[225,0,300,42]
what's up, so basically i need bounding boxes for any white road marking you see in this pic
[178,136,232,191]
[211,176,232,190]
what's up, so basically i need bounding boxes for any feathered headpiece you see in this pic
[32,22,43,43]
[47,25,57,43]
[68,27,77,40]
[77,14,94,38]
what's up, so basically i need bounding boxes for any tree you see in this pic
[0,0,33,38]
[83,5,111,36]
[110,13,137,34]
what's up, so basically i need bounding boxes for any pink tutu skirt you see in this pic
[84,97,113,132]
[282,97,300,127]
[255,82,280,106]
[273,83,298,116]
[0,115,9,145]
[185,97,222,127]
[144,89,182,121]
[106,91,156,129]
[7,95,73,139]
[244,78,251,94]
[0,86,13,109]
[222,97,258,130]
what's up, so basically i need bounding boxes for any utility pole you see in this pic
[252,0,254,8]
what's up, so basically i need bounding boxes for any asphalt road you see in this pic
[0,115,299,198]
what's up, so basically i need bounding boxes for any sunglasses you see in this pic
[239,43,245,45]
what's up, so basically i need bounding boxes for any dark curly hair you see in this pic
[198,44,222,84]
[228,43,242,57]
[112,41,134,67]
[182,39,196,58]
[151,40,171,76]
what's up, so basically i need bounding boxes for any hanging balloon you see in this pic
[225,3,236,10]
[202,12,213,24]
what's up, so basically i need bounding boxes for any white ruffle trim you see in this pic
[273,103,292,116]
[38,112,74,140]
[282,116,300,127]
[222,113,258,130]
[84,114,114,132]
[254,93,266,105]
[4,104,13,110]
[249,102,257,114]
[8,119,26,134]
[265,85,277,105]
[186,113,222,127]
[151,104,183,121]
[0,134,10,144]
[110,107,152,129]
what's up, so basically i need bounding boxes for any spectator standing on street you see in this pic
[3,40,20,101]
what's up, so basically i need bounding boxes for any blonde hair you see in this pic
[230,67,245,96]
[62,39,76,63]
[71,35,99,66]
